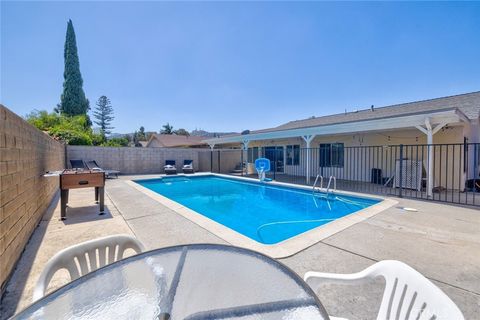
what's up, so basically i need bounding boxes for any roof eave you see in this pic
[204,109,463,145]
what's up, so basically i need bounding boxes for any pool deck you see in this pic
[1,174,479,319]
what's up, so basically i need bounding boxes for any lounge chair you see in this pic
[164,160,177,175]
[182,160,194,174]
[85,160,120,178]
[33,235,144,301]
[304,260,464,320]
[69,159,87,170]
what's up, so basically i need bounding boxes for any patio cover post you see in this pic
[425,120,434,198]
[302,135,315,184]
[416,118,448,198]
[209,144,215,172]
[242,140,249,176]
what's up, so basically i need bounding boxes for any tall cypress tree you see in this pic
[58,19,89,116]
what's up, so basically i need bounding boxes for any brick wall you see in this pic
[0,105,65,295]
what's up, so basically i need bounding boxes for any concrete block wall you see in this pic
[67,146,206,174]
[210,149,243,174]
[0,105,65,295]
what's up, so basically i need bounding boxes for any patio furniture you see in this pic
[85,160,120,178]
[33,234,144,302]
[164,160,177,175]
[230,162,245,176]
[16,244,329,320]
[182,160,194,174]
[394,160,424,191]
[59,169,105,219]
[69,159,87,170]
[304,260,464,320]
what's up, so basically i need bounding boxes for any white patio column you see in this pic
[242,140,249,150]
[208,143,215,172]
[426,120,434,198]
[241,140,250,174]
[416,118,448,198]
[302,135,315,184]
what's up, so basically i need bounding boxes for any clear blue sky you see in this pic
[1,1,479,134]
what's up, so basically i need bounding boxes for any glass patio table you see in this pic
[12,244,329,320]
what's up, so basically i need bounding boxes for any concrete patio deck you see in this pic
[1,174,479,319]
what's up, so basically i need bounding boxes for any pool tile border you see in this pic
[125,173,397,258]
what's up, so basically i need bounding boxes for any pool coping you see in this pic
[125,173,398,258]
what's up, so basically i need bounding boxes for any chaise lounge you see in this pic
[69,159,87,170]
[85,160,120,178]
[164,160,177,175]
[182,160,194,174]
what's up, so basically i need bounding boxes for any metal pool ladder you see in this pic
[312,175,323,194]
[326,176,337,193]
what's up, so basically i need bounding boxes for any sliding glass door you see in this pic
[264,146,284,173]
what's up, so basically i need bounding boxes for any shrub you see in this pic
[26,110,94,145]
[102,137,129,147]
[25,110,61,130]
[91,133,106,146]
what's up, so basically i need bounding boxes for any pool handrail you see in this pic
[326,176,336,194]
[312,175,323,194]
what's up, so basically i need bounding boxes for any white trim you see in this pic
[415,125,428,135]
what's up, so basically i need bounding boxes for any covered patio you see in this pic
[206,108,479,206]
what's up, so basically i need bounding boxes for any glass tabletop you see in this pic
[12,244,329,320]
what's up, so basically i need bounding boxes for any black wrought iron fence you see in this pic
[208,143,480,207]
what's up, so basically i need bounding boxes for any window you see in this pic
[319,143,344,167]
[286,145,300,165]
[247,147,259,163]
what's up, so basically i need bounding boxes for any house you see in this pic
[204,91,480,196]
[145,134,208,148]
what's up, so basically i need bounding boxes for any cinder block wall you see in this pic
[67,146,206,174]
[209,149,243,174]
[0,105,65,295]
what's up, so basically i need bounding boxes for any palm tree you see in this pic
[161,123,174,134]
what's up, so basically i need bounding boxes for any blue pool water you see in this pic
[135,176,380,245]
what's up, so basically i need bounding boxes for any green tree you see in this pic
[93,96,114,137]
[137,126,146,140]
[57,19,90,116]
[174,128,190,136]
[132,131,142,147]
[161,123,174,134]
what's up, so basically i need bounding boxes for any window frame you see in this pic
[319,143,344,168]
[247,147,259,163]
[286,145,300,166]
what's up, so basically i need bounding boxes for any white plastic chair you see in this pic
[304,260,464,320]
[33,234,145,302]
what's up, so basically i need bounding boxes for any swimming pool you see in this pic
[134,175,381,245]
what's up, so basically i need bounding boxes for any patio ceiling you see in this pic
[204,108,469,145]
